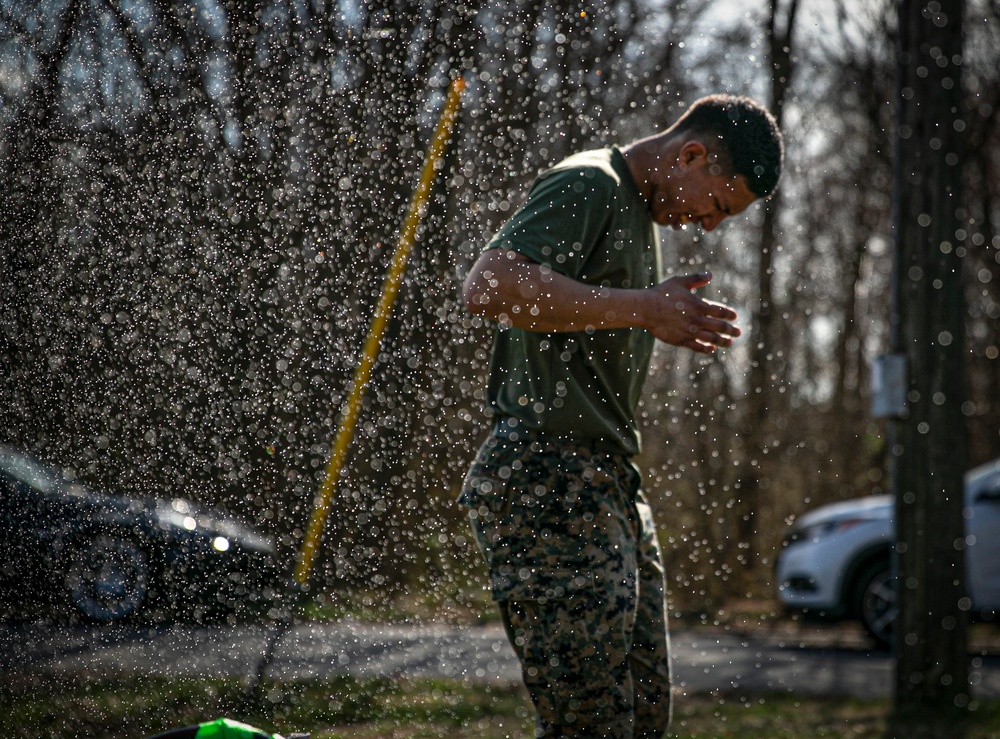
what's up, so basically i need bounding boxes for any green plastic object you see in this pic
[195,718,274,739]
[146,717,309,739]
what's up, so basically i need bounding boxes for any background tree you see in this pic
[890,0,969,732]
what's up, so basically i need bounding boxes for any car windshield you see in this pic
[0,451,65,495]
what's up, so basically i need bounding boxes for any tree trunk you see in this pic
[890,0,969,734]
[736,0,799,569]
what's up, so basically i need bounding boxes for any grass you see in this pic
[3,672,1000,739]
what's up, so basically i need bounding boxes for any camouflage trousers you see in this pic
[459,433,672,738]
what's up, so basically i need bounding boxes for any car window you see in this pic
[0,452,64,495]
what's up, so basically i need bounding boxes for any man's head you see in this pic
[623,94,783,232]
[671,94,784,199]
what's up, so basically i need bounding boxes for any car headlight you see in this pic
[156,498,275,555]
[212,520,275,554]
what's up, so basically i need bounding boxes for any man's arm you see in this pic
[462,248,741,354]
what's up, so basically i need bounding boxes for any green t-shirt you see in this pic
[484,146,661,455]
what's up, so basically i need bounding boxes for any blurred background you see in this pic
[1,0,998,621]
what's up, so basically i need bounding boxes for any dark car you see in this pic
[0,446,282,623]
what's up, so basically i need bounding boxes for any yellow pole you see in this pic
[294,76,466,586]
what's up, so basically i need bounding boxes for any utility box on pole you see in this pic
[890,0,969,734]
[871,354,908,420]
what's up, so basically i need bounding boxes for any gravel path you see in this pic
[2,619,998,699]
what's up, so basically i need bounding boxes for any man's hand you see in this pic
[640,272,741,353]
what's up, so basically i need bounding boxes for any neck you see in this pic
[620,144,651,201]
[621,134,678,200]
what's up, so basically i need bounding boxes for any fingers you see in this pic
[651,271,741,352]
[673,314,740,352]
[681,338,718,354]
[703,299,739,323]
[676,270,713,291]
[665,274,737,320]
[681,300,740,337]
[692,332,736,351]
[702,315,741,339]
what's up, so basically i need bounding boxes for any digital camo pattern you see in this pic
[459,435,672,738]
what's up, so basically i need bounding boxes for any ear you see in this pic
[677,140,709,170]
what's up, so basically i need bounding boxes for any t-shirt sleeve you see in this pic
[485,166,616,281]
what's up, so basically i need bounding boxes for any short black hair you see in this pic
[674,94,784,198]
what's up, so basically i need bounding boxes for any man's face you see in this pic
[648,142,758,232]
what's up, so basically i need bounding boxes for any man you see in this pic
[459,94,783,738]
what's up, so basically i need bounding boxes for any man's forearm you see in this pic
[462,249,647,333]
[464,247,740,352]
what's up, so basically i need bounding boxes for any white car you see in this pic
[776,457,1000,648]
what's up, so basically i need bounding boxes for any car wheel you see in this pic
[64,533,151,622]
[855,559,897,650]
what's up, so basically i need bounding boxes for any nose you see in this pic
[701,214,722,232]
